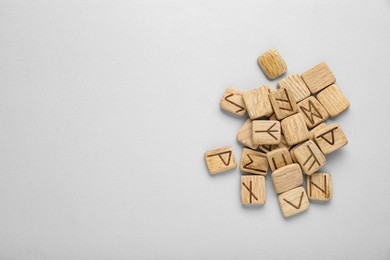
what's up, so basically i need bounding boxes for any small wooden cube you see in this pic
[240,148,268,175]
[269,88,298,120]
[236,119,259,150]
[252,120,281,145]
[241,175,266,205]
[243,86,274,119]
[277,74,310,102]
[297,96,329,128]
[281,114,310,146]
[294,140,326,175]
[267,147,293,172]
[313,123,348,155]
[204,146,237,174]
[271,163,303,194]
[301,62,336,94]
[220,88,246,116]
[278,187,310,218]
[316,84,350,118]
[307,173,333,201]
[309,123,327,141]
[257,48,287,80]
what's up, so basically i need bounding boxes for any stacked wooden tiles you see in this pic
[205,48,349,218]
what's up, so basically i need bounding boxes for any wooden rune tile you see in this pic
[316,84,350,118]
[204,146,237,174]
[267,147,293,172]
[243,86,275,119]
[252,120,281,145]
[307,173,333,201]
[220,88,246,116]
[240,148,268,175]
[257,48,287,80]
[241,175,266,205]
[237,119,259,150]
[277,74,310,102]
[293,140,326,175]
[269,88,298,120]
[313,123,348,155]
[301,62,336,94]
[297,96,329,128]
[271,163,303,194]
[281,114,310,146]
[278,187,310,218]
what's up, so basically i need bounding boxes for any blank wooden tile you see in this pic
[269,88,298,120]
[271,163,303,194]
[316,84,350,118]
[252,120,281,145]
[307,173,332,201]
[297,96,329,128]
[220,88,246,116]
[294,140,326,175]
[313,123,348,155]
[278,187,310,218]
[257,48,287,80]
[243,86,274,119]
[309,123,327,141]
[267,147,293,172]
[236,119,259,150]
[281,114,310,146]
[204,146,237,174]
[301,62,336,94]
[241,175,266,205]
[240,148,268,175]
[277,74,310,102]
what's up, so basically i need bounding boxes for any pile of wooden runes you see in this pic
[204,49,349,218]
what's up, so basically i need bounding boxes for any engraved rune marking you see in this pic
[271,154,288,170]
[255,122,279,140]
[207,151,232,166]
[317,127,338,145]
[242,181,258,203]
[300,100,323,124]
[224,94,245,113]
[283,192,304,209]
[243,154,266,173]
[302,145,320,171]
[308,175,329,198]
[275,88,293,111]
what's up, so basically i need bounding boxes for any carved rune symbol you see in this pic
[317,126,338,145]
[242,181,258,203]
[207,151,232,166]
[271,154,288,170]
[255,122,279,140]
[275,88,293,111]
[243,154,266,173]
[308,175,329,198]
[224,94,245,113]
[302,145,320,171]
[283,192,304,209]
[300,99,323,124]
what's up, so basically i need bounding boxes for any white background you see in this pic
[1,0,390,259]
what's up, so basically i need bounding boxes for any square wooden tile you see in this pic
[316,84,350,118]
[267,147,293,172]
[301,62,336,94]
[281,114,310,146]
[269,88,298,120]
[313,123,348,155]
[277,74,310,102]
[252,120,281,145]
[204,146,237,174]
[278,187,310,218]
[257,48,287,80]
[307,173,333,201]
[271,163,303,194]
[297,96,329,128]
[220,88,246,116]
[294,140,326,175]
[240,148,268,175]
[241,175,266,205]
[243,86,274,119]
[236,119,259,150]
